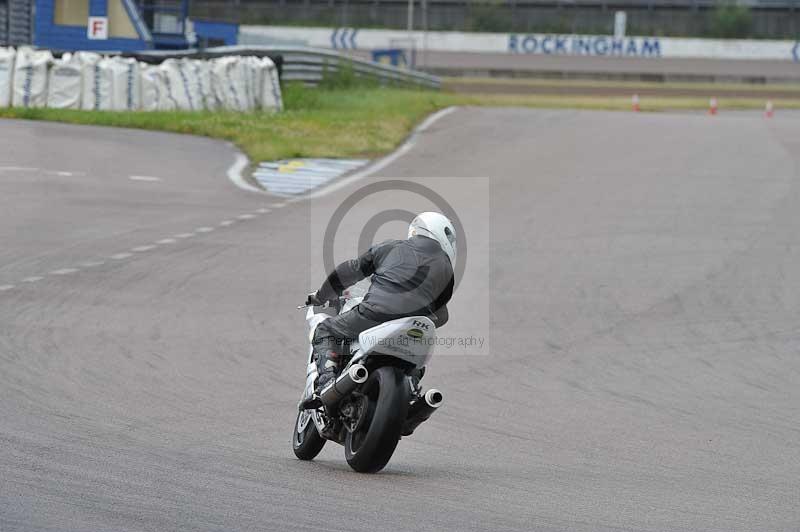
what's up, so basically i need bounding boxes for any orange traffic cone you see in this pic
[765,100,774,118]
[709,97,718,116]
[632,94,641,112]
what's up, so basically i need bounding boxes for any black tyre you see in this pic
[292,409,326,460]
[345,366,409,473]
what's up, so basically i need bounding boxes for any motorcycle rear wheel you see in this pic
[293,409,326,460]
[344,366,409,473]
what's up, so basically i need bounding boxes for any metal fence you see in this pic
[192,0,800,39]
[7,0,31,46]
[135,45,441,89]
[0,2,7,46]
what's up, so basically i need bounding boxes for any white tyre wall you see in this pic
[239,56,253,110]
[47,53,83,109]
[12,48,52,108]
[190,59,217,110]
[177,58,204,110]
[80,55,116,111]
[76,52,101,110]
[75,51,102,64]
[159,59,189,110]
[211,57,248,111]
[160,58,203,111]
[139,63,160,111]
[0,49,282,113]
[108,57,141,111]
[244,56,260,110]
[259,57,283,112]
[141,63,172,112]
[0,47,15,108]
[154,62,177,110]
[227,58,250,111]
[209,57,228,111]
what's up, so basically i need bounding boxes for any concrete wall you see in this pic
[241,25,800,62]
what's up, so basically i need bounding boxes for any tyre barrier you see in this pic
[132,45,441,90]
[0,46,282,112]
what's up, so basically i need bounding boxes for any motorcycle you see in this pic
[292,282,444,473]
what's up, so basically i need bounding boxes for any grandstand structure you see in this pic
[0,0,193,49]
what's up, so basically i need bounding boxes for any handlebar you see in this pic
[297,294,345,312]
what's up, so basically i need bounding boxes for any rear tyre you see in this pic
[293,409,326,460]
[345,366,409,473]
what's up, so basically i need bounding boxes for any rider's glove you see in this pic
[305,291,325,307]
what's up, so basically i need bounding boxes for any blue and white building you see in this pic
[0,0,239,51]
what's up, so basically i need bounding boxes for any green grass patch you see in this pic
[0,85,451,161]
[1,84,798,162]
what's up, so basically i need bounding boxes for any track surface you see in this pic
[443,79,800,100]
[360,49,800,82]
[2,110,800,531]
[417,51,800,82]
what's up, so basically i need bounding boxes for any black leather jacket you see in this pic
[317,236,454,326]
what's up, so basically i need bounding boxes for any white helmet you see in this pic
[408,212,457,265]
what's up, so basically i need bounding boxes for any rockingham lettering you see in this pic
[509,34,662,57]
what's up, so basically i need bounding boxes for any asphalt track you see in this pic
[443,79,800,100]
[354,49,800,82]
[2,108,800,531]
[416,52,800,82]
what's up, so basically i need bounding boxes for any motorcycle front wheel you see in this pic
[292,408,326,460]
[345,366,409,473]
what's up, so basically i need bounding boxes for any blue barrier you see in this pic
[372,49,408,68]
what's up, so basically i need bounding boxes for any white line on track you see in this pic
[237,214,255,220]
[174,233,195,239]
[226,153,264,193]
[132,245,156,252]
[110,253,133,260]
[299,106,458,200]
[257,208,271,214]
[0,284,15,291]
[50,268,78,275]
[0,166,37,172]
[269,202,286,208]
[129,175,162,182]
[43,170,86,177]
[156,238,176,244]
[80,261,105,268]
[22,276,44,283]
[219,220,235,227]
[195,227,214,233]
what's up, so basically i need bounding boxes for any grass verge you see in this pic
[1,84,798,162]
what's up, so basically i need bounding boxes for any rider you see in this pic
[307,212,456,392]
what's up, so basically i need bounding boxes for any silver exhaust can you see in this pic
[319,364,369,409]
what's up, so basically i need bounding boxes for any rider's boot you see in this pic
[314,346,341,393]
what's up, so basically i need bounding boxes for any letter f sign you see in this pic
[88,17,108,40]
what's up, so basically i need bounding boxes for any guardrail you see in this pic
[135,45,441,90]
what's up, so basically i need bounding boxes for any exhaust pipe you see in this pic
[401,388,443,436]
[319,364,368,409]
